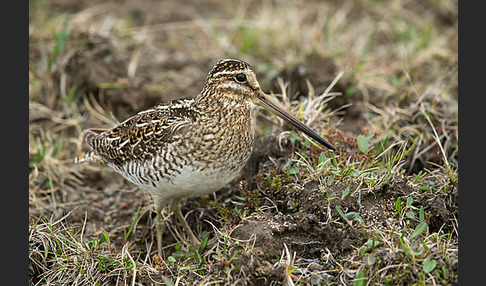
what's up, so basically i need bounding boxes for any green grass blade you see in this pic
[124,206,141,242]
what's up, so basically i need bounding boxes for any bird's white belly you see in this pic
[139,163,241,204]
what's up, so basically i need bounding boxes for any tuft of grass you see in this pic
[29,211,156,285]
[48,14,71,69]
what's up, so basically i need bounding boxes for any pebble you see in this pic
[308,262,323,271]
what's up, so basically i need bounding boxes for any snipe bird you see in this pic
[76,58,335,255]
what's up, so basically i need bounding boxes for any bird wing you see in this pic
[80,98,196,166]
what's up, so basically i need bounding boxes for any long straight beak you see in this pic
[258,92,336,151]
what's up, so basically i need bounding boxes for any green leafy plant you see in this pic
[357,133,375,153]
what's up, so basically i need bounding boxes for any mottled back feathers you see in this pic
[80,98,196,166]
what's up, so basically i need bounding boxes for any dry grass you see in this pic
[29,0,457,285]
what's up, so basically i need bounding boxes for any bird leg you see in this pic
[155,205,166,256]
[170,199,201,249]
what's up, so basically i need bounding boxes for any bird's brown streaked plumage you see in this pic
[80,99,195,166]
[76,58,335,255]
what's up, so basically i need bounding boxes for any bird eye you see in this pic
[235,73,247,83]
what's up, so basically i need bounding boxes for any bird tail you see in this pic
[74,150,106,164]
[74,129,108,164]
